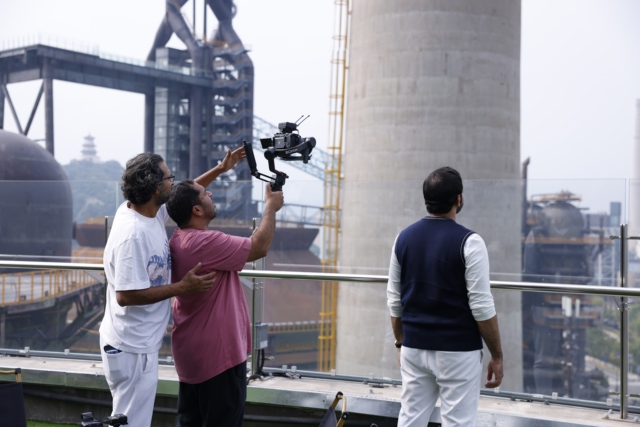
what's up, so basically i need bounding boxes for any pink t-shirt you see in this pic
[169,228,252,384]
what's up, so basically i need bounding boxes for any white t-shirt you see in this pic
[99,202,172,353]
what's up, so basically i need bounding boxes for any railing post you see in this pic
[250,218,265,377]
[620,223,629,420]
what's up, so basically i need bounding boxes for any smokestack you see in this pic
[337,0,522,391]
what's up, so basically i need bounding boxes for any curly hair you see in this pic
[423,166,463,214]
[121,153,165,205]
[166,180,202,228]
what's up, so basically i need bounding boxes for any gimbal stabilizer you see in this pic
[243,140,289,192]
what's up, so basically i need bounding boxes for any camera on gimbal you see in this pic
[80,412,127,426]
[259,116,316,163]
[243,115,316,192]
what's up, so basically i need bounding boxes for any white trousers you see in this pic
[398,347,482,427]
[100,336,159,427]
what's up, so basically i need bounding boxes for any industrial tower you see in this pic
[146,0,255,219]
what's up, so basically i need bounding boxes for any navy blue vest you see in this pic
[395,217,483,351]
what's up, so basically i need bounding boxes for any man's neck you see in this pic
[181,219,210,231]
[428,209,457,221]
[128,200,161,218]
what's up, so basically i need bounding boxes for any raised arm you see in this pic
[247,185,284,262]
[116,263,216,307]
[194,146,246,187]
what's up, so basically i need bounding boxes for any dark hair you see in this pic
[121,153,165,205]
[167,180,201,228]
[423,167,463,214]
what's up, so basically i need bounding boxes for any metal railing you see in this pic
[0,268,102,305]
[1,258,639,418]
[2,259,640,296]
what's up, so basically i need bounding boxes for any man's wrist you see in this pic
[172,282,185,296]
[394,341,402,348]
[263,204,278,217]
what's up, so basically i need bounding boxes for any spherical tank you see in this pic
[0,130,73,263]
[336,1,522,390]
[540,202,584,238]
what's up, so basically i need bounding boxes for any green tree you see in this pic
[587,327,619,366]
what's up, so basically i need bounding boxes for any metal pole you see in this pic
[189,88,203,177]
[203,0,207,42]
[43,58,54,155]
[192,0,197,38]
[250,218,264,376]
[0,311,5,348]
[202,88,212,171]
[144,93,155,153]
[0,81,5,129]
[620,223,629,419]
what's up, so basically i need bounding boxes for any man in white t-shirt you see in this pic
[99,149,244,427]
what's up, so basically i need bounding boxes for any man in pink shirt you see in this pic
[166,171,284,427]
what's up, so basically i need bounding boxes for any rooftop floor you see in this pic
[0,355,631,426]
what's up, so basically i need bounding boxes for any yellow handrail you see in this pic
[0,269,102,306]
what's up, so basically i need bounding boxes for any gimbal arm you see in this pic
[242,141,289,192]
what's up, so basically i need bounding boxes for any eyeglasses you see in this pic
[160,174,175,183]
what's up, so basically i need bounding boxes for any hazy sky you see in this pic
[1,0,640,188]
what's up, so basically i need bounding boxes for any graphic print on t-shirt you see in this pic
[147,240,171,287]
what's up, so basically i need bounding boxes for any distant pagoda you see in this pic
[79,134,100,162]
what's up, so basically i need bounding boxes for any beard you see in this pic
[207,204,217,220]
[156,187,171,207]
[202,199,217,221]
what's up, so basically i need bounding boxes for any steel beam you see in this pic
[144,93,155,153]
[1,84,24,134]
[203,88,213,170]
[0,45,214,89]
[5,69,41,84]
[23,81,44,136]
[50,68,153,95]
[189,87,202,177]
[43,58,54,155]
[0,82,5,129]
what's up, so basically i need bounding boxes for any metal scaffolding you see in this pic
[318,0,351,372]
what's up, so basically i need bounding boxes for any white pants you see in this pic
[100,336,159,427]
[398,347,482,427]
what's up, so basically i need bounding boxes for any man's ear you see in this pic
[192,204,203,217]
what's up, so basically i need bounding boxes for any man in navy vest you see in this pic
[387,166,503,426]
